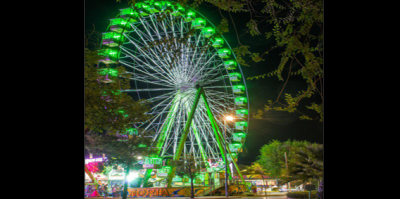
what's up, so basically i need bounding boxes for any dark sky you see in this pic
[85,0,323,164]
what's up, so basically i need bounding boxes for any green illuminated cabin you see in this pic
[232,85,245,94]
[143,157,163,169]
[212,37,224,48]
[235,97,247,106]
[233,132,246,142]
[218,48,231,58]
[224,60,237,70]
[229,142,243,153]
[185,10,196,22]
[201,27,215,38]
[109,18,132,33]
[235,121,248,130]
[229,73,242,82]
[119,8,140,22]
[192,18,206,29]
[236,109,248,118]
[102,32,125,47]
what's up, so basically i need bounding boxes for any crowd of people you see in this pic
[85,184,127,197]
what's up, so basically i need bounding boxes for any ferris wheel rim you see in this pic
[99,1,250,163]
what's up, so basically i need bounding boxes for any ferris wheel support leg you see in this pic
[183,102,209,167]
[167,87,203,187]
[142,96,180,188]
[156,94,180,153]
[201,91,233,179]
[141,169,153,188]
[191,124,208,165]
[85,164,98,188]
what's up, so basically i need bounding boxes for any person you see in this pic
[103,184,108,197]
[85,185,89,197]
[251,185,257,194]
[88,185,93,196]
[112,186,116,197]
[116,185,121,197]
[98,184,102,196]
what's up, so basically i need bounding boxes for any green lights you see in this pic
[99,68,118,77]
[109,18,132,33]
[154,1,171,10]
[218,48,231,58]
[117,110,129,117]
[185,10,196,22]
[110,18,129,26]
[119,8,139,22]
[127,128,138,135]
[235,121,248,130]
[232,85,245,94]
[235,96,247,106]
[229,73,242,82]
[185,10,196,21]
[192,18,206,29]
[102,32,125,47]
[157,166,171,178]
[170,4,185,16]
[233,132,246,141]
[98,48,119,59]
[144,157,162,164]
[224,60,237,70]
[236,109,248,118]
[212,37,224,48]
[229,142,243,152]
[201,27,215,38]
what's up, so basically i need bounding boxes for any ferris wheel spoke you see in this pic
[124,29,178,83]
[119,52,176,85]
[195,103,222,159]
[142,95,177,135]
[124,88,176,92]
[138,17,181,81]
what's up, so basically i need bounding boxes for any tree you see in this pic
[85,30,150,134]
[286,143,323,182]
[245,163,268,195]
[171,155,206,198]
[256,140,315,179]
[85,131,158,199]
[174,0,323,121]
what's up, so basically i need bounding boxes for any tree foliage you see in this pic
[284,143,323,182]
[256,140,321,180]
[183,0,323,121]
[85,39,150,134]
[171,155,206,198]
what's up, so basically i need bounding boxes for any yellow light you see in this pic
[226,116,234,121]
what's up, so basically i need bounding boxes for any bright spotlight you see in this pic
[127,172,138,181]
[226,116,234,121]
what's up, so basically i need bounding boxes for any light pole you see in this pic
[224,115,234,198]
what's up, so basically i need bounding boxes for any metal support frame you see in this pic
[167,86,203,187]
[164,86,248,192]
[85,164,98,188]
[141,94,180,187]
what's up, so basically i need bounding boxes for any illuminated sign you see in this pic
[143,164,159,169]
[85,158,103,164]
[127,187,211,197]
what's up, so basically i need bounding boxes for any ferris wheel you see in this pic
[98,0,250,187]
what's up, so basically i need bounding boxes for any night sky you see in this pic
[85,0,323,165]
